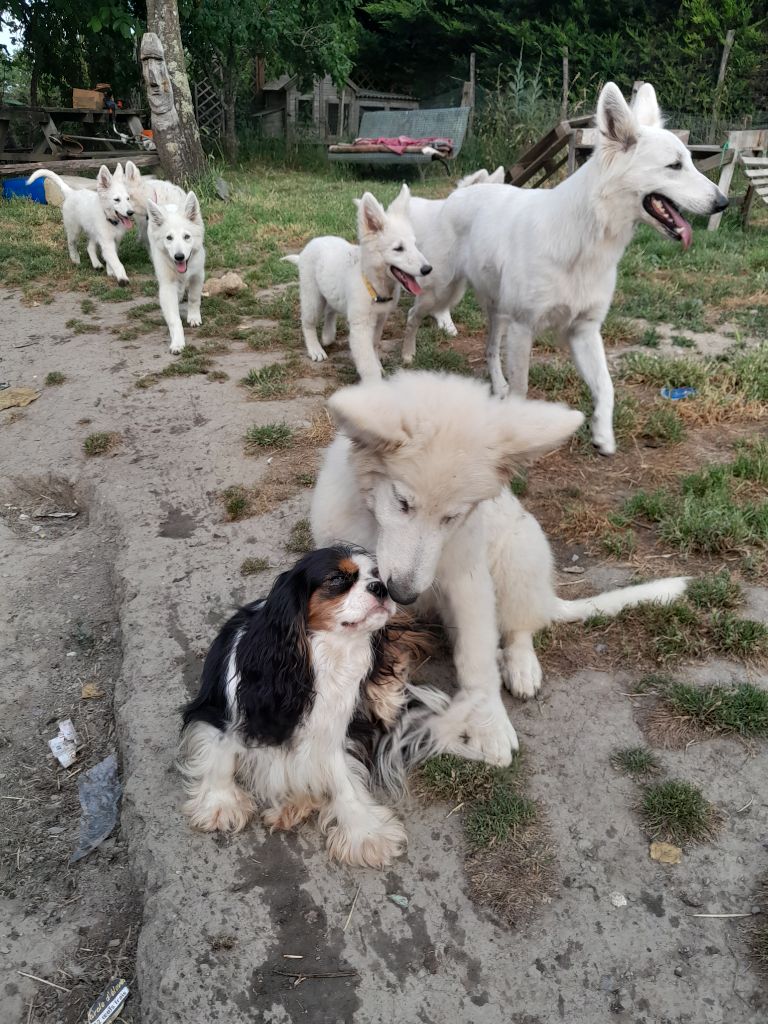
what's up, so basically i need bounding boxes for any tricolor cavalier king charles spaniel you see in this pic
[179,545,440,868]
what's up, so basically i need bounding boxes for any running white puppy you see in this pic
[404,83,728,454]
[282,185,432,382]
[27,164,134,284]
[145,192,206,355]
[312,371,689,768]
[124,160,186,248]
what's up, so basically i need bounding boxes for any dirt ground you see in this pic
[1,283,767,1024]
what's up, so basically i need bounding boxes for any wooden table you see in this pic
[0,106,151,164]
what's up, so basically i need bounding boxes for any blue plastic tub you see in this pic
[2,176,47,203]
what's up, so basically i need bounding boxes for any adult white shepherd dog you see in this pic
[403,82,728,455]
[311,371,688,767]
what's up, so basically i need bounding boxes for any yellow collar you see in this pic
[362,275,393,303]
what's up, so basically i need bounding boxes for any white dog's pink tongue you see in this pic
[667,205,693,250]
[175,259,187,274]
[119,214,133,229]
[391,266,422,295]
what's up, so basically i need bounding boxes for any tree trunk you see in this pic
[144,0,207,183]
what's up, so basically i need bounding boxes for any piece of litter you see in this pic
[66,651,77,657]
[87,976,129,1024]
[561,565,585,575]
[388,894,409,909]
[660,386,697,400]
[610,891,627,908]
[81,682,105,700]
[650,841,682,865]
[0,386,39,411]
[48,719,79,768]
[283,954,304,959]
[70,753,123,863]
[34,510,77,519]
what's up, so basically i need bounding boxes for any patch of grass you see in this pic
[160,346,214,378]
[640,780,720,845]
[664,681,768,737]
[409,335,472,375]
[640,405,685,445]
[509,471,528,498]
[687,571,743,610]
[241,362,292,399]
[601,528,636,559]
[65,317,99,335]
[45,371,66,386]
[732,437,768,485]
[641,326,661,348]
[620,600,706,662]
[709,612,768,659]
[240,556,270,576]
[528,360,587,405]
[207,370,229,382]
[619,351,709,390]
[80,298,96,315]
[83,431,120,457]
[286,517,313,554]
[295,472,315,487]
[610,746,661,777]
[418,754,535,849]
[245,423,294,450]
[222,486,250,521]
[671,334,696,349]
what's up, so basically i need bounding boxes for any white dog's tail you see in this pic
[26,169,72,195]
[373,684,451,799]
[553,576,690,623]
[281,254,300,266]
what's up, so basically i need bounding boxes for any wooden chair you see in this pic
[740,155,768,228]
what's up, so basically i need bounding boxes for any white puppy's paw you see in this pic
[308,349,328,362]
[187,312,202,328]
[324,807,407,868]
[430,696,518,767]
[500,645,543,700]
[169,338,186,355]
[592,429,617,457]
[184,785,255,833]
[434,316,458,337]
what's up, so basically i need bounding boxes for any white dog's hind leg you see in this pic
[321,309,337,347]
[300,288,328,362]
[179,723,255,833]
[99,240,129,285]
[504,322,535,397]
[486,312,511,397]
[348,320,383,382]
[402,297,431,364]
[186,273,204,328]
[567,318,615,456]
[86,238,102,269]
[158,280,187,353]
[62,209,82,265]
[319,755,406,868]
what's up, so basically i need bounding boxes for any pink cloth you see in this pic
[353,135,453,156]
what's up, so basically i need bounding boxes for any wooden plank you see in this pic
[509,121,569,177]
[0,152,158,178]
[509,132,569,186]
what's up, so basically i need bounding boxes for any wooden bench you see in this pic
[327,107,470,178]
[740,155,768,227]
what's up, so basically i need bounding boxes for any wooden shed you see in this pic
[257,74,418,141]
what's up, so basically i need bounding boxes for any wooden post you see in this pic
[710,29,735,140]
[468,51,476,134]
[561,47,569,120]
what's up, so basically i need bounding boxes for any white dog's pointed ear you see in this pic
[488,165,505,183]
[597,82,637,153]
[492,398,584,476]
[146,198,165,227]
[184,191,202,223]
[357,192,387,236]
[113,163,124,179]
[456,168,488,188]
[328,383,408,454]
[96,165,112,192]
[388,183,411,214]
[124,160,140,184]
[631,82,663,129]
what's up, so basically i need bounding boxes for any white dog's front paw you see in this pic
[184,785,255,833]
[435,316,458,337]
[169,338,186,355]
[307,349,327,362]
[500,645,543,700]
[430,696,518,766]
[324,806,407,868]
[187,311,202,328]
[592,428,616,457]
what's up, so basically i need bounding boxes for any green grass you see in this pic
[640,780,719,844]
[83,431,119,456]
[409,333,472,375]
[65,317,99,335]
[80,298,96,315]
[222,486,250,521]
[618,439,768,554]
[687,571,743,609]
[240,556,270,576]
[509,471,528,498]
[418,754,536,849]
[663,681,768,738]
[45,371,66,386]
[286,517,312,554]
[709,612,768,659]
[610,746,661,777]
[241,362,292,399]
[640,405,685,445]
[641,326,661,348]
[671,334,696,349]
[245,423,294,449]
[601,528,636,559]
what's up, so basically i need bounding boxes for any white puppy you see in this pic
[124,160,187,248]
[27,164,134,283]
[282,185,432,382]
[145,192,206,355]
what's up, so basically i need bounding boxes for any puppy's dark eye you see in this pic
[183,234,190,241]
[166,234,173,241]
[398,496,410,514]
[393,244,404,252]
[441,513,458,526]
[667,160,682,171]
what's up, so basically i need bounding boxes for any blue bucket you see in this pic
[2,176,47,203]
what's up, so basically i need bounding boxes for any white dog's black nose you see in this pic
[386,578,418,605]
[711,193,729,213]
[366,579,388,600]
[174,253,185,262]
[420,264,432,276]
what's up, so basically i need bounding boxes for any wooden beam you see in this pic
[0,152,159,178]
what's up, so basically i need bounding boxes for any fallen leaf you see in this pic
[650,841,682,865]
[81,682,105,700]
[0,387,39,412]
